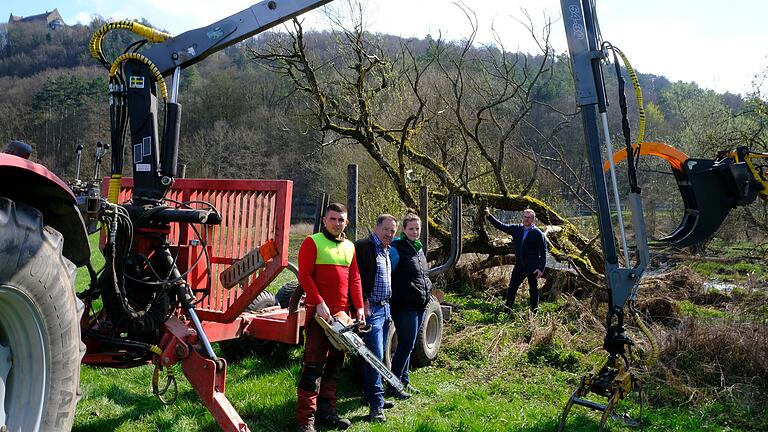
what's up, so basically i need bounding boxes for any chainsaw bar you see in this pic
[316,313,405,393]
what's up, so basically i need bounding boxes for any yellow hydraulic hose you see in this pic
[612,46,646,145]
[109,53,169,101]
[634,310,659,367]
[107,174,122,204]
[89,21,171,64]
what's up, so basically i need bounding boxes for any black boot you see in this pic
[385,386,412,400]
[317,399,351,430]
[368,407,386,423]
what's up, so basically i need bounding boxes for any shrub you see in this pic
[525,316,582,372]
[445,337,486,363]
[653,317,768,409]
[526,342,581,372]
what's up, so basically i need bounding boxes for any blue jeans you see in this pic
[362,301,390,409]
[390,308,424,386]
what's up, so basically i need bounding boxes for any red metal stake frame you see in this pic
[93,178,298,431]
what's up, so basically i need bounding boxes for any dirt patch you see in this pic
[639,266,704,299]
[636,296,682,326]
[691,289,731,305]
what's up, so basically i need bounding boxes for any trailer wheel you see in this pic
[383,324,397,369]
[275,280,298,309]
[411,296,443,367]
[0,198,83,432]
[219,291,278,360]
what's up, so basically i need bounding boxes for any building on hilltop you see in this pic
[8,9,66,30]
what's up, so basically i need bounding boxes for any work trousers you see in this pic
[507,267,539,312]
[296,316,344,426]
[390,307,425,387]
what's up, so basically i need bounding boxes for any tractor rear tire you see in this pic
[411,295,443,367]
[0,198,83,432]
[219,291,278,361]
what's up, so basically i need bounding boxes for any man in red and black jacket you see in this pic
[295,203,365,432]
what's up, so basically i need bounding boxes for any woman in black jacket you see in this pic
[388,212,431,393]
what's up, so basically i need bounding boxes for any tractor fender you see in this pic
[0,154,89,266]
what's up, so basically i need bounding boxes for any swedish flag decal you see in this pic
[129,76,145,89]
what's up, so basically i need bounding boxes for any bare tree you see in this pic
[251,5,605,285]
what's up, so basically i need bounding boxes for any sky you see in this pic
[3,0,768,96]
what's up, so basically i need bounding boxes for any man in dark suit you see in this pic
[484,208,548,313]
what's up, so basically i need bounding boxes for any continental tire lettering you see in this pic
[60,389,74,406]
[53,409,70,428]
[29,253,52,287]
[59,324,73,351]
[63,371,76,387]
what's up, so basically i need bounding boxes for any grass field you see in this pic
[73,296,758,432]
[72,229,767,432]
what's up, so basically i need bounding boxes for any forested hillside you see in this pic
[1,14,765,235]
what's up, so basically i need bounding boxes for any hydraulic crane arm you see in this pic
[142,0,333,76]
[86,3,333,431]
[560,0,649,335]
[97,0,331,205]
[558,0,649,430]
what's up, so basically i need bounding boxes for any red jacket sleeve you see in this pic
[298,237,323,306]
[348,251,364,310]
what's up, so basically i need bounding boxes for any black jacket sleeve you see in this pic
[486,213,519,237]
[535,229,547,271]
[354,237,374,299]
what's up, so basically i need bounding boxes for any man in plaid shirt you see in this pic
[354,214,409,422]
